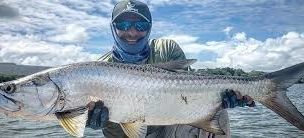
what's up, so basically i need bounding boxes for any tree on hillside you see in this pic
[0,74,21,83]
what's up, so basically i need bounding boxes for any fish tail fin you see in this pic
[261,62,304,131]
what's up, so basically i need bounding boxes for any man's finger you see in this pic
[234,91,242,99]
[242,95,256,107]
[87,101,96,111]
[243,95,253,104]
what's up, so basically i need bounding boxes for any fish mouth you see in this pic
[0,93,23,112]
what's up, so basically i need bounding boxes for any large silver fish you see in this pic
[0,59,304,137]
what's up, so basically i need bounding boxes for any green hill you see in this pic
[0,73,23,83]
[193,67,266,77]
[192,67,303,83]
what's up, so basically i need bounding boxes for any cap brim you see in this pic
[112,11,150,23]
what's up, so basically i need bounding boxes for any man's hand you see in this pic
[221,89,255,108]
[86,100,109,130]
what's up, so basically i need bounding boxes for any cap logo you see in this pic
[124,2,138,13]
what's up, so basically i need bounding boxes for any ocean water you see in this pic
[1,84,304,138]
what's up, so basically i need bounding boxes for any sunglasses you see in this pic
[114,21,151,32]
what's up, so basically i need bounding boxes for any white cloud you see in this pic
[233,32,247,41]
[0,1,110,41]
[161,34,199,44]
[161,31,304,72]
[282,31,301,39]
[49,24,88,43]
[0,1,111,66]
[223,26,233,37]
[0,35,99,66]
[146,0,171,5]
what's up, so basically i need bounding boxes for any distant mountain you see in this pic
[0,63,51,76]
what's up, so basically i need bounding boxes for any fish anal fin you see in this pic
[120,122,147,138]
[152,59,196,71]
[189,110,227,135]
[260,90,304,131]
[56,107,88,137]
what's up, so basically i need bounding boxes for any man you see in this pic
[86,0,255,138]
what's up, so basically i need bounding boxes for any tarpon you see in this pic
[0,59,304,137]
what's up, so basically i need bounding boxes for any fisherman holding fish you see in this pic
[86,0,255,137]
[1,0,303,136]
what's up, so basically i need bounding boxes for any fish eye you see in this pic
[4,84,16,94]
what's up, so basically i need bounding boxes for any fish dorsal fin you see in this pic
[189,110,227,135]
[120,122,147,138]
[56,107,88,137]
[152,59,197,70]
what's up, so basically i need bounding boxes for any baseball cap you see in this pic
[111,0,152,23]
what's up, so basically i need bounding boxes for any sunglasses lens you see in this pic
[114,21,150,31]
[115,21,132,31]
[135,22,150,31]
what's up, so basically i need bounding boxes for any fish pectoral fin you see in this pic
[120,122,147,138]
[55,107,88,137]
[189,110,227,135]
[151,59,197,71]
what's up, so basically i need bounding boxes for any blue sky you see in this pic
[0,0,304,71]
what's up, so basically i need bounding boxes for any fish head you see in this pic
[0,73,60,116]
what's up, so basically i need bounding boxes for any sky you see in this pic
[0,0,304,72]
